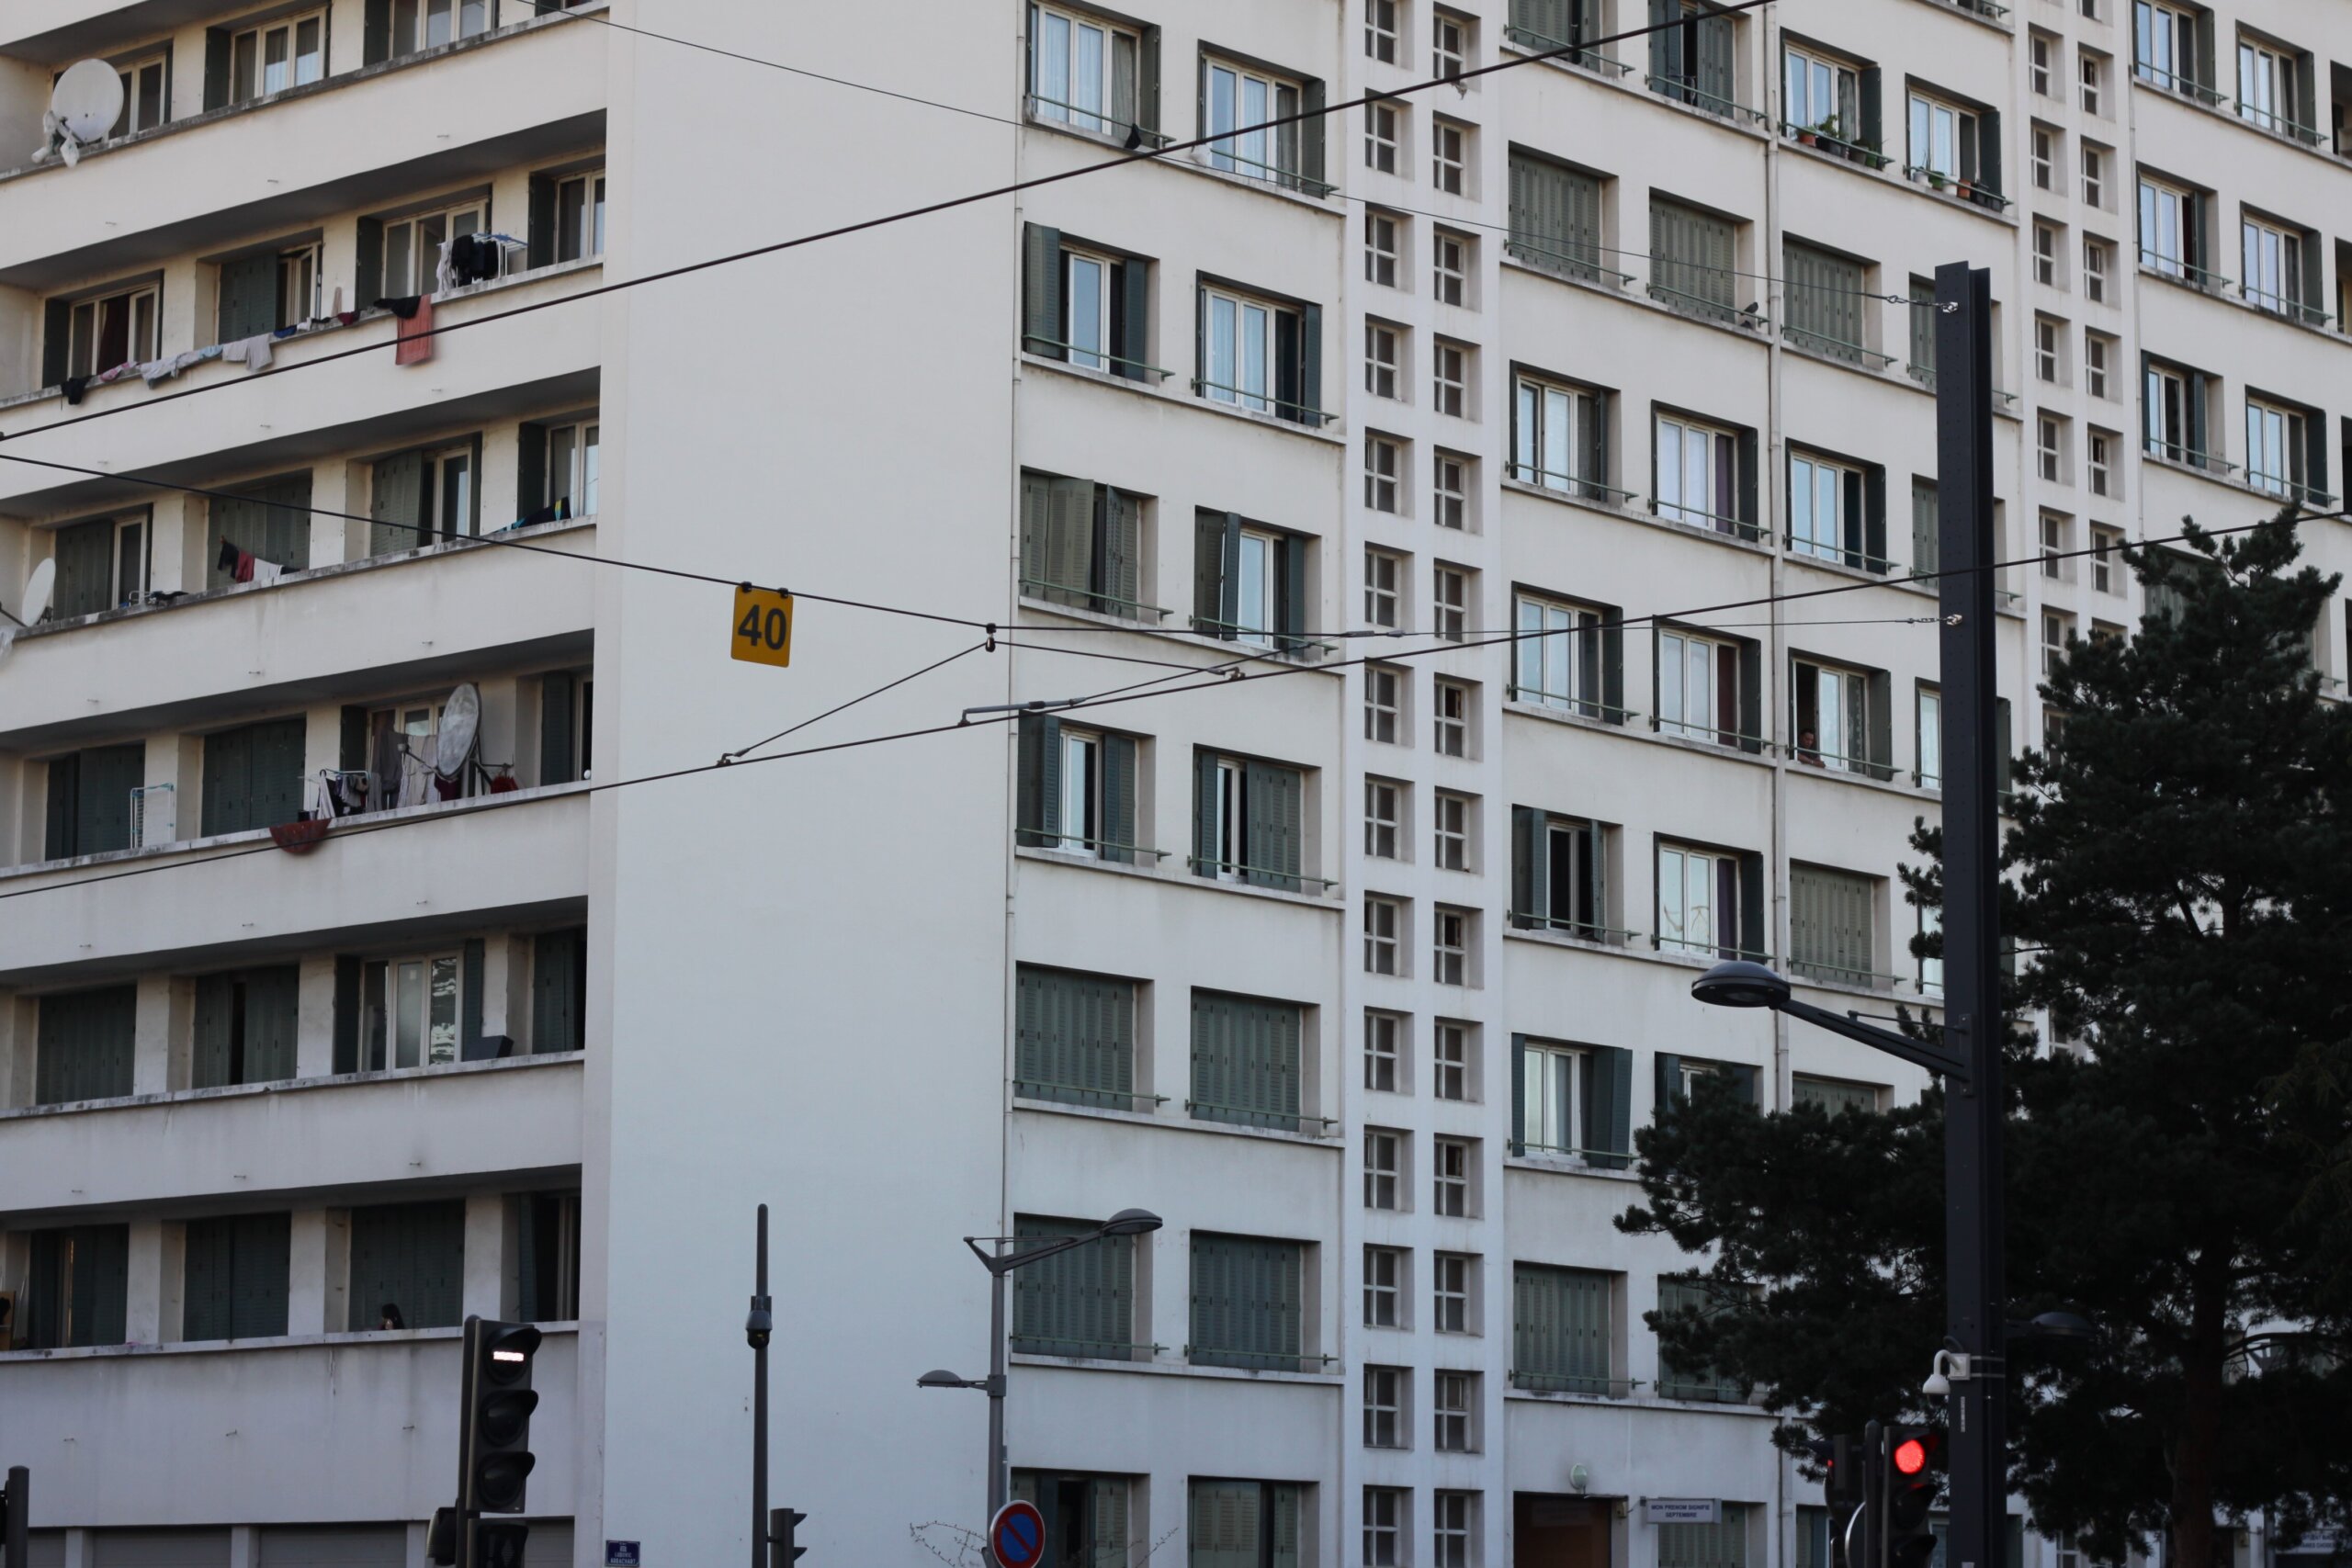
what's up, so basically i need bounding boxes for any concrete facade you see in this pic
[0,0,2344,1564]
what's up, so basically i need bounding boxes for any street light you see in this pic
[922,1208,1164,1523]
[1690,961,1971,1083]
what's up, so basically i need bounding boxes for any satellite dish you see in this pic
[21,558,55,625]
[51,61,124,146]
[435,682,481,778]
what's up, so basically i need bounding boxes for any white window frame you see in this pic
[1364,546,1402,627]
[1432,338,1467,417]
[2089,431,2115,496]
[1366,663,1404,743]
[1434,565,1468,641]
[2091,527,2120,593]
[1432,11,1468,79]
[2035,319,2061,384]
[2085,334,2109,400]
[554,169,607,265]
[1512,376,1598,494]
[1056,727,1101,855]
[1365,894,1404,974]
[2240,215,2301,316]
[392,0,492,60]
[2245,399,2306,498]
[2042,609,2072,675]
[1434,791,1470,870]
[2031,127,2054,191]
[1433,678,1470,756]
[1657,627,1736,743]
[1434,453,1469,530]
[1365,777,1402,859]
[383,199,488,299]
[1917,685,1943,787]
[1365,320,1401,400]
[1906,91,1980,184]
[1064,250,1114,371]
[1787,452,1855,563]
[1364,1128,1402,1207]
[2133,1,2200,94]
[1434,906,1470,985]
[1432,1136,1470,1216]
[1365,210,1401,288]
[2080,51,2105,115]
[1363,1370,1407,1449]
[1657,842,1733,955]
[1793,660,1871,773]
[545,420,602,518]
[1433,230,1469,306]
[2039,416,2064,481]
[1365,98,1400,174]
[1434,1370,1476,1450]
[1782,45,1857,137]
[1029,4,1138,134]
[361,949,465,1071]
[278,242,322,329]
[66,283,160,380]
[1366,435,1403,513]
[232,7,326,102]
[2143,362,2192,461]
[1655,414,1736,531]
[1201,287,1284,413]
[2041,513,2071,580]
[1365,0,1398,62]
[2084,236,2110,301]
[1518,1040,1581,1155]
[1204,58,1304,184]
[1433,1022,1468,1101]
[2030,36,2053,97]
[1430,118,1468,195]
[2236,39,2298,136]
[1234,527,1281,646]
[2137,177,2194,276]
[110,53,170,139]
[2033,223,2060,288]
[1364,1245,1403,1326]
[2081,145,2106,209]
[1513,593,1599,713]
[1365,1009,1402,1089]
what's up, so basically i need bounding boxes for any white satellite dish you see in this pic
[435,682,481,778]
[20,558,56,625]
[51,60,123,147]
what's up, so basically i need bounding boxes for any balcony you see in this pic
[1899,164,2010,213]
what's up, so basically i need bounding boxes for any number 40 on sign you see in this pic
[731,585,794,668]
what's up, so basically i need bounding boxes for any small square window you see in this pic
[1433,1135,1471,1216]
[1363,1367,1408,1448]
[1366,100,1401,175]
[1434,791,1471,870]
[1365,321,1402,400]
[1365,778,1402,861]
[1433,229,1472,307]
[1435,1492,1476,1568]
[1364,1126,1403,1205]
[1432,337,1469,418]
[1434,678,1471,756]
[2084,237,2111,302]
[1434,905,1472,985]
[1364,1244,1405,1326]
[1430,118,1468,195]
[1434,1369,1477,1450]
[1434,451,1472,530]
[1366,0,1398,62]
[1433,12,1469,78]
[1365,547,1403,627]
[1433,1250,1473,1332]
[1367,435,1404,513]
[1366,1485,1408,1567]
[1434,564,1469,641]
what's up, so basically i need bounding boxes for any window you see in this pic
[56,279,160,382]
[232,241,323,333]
[1433,1136,1472,1215]
[1916,684,1943,788]
[1190,1236,1307,1369]
[222,9,326,103]
[1910,478,1939,580]
[201,716,306,837]
[1649,197,1741,322]
[1657,628,1746,746]
[2133,1,2204,95]
[2143,357,2206,466]
[1434,452,1471,530]
[1365,1245,1404,1326]
[2041,513,2072,579]
[382,0,490,60]
[107,54,169,139]
[2031,127,2055,191]
[1012,1474,1137,1568]
[1365,210,1402,287]
[1508,152,1606,284]
[356,948,466,1071]
[1366,1009,1404,1093]
[1028,4,1148,137]
[2237,37,2307,140]
[2136,177,2200,278]
[1012,1214,1138,1358]
[2030,35,2053,96]
[1661,1506,1752,1568]
[1364,1366,1408,1448]
[2245,398,2312,499]
[1431,118,1469,195]
[1657,841,1758,958]
[1784,43,1861,143]
[1654,413,1746,536]
[34,986,138,1106]
[193,966,300,1089]
[1432,338,1468,417]
[1189,992,1306,1131]
[1433,678,1471,756]
[1434,906,1472,985]
[2092,526,2122,592]
[2081,143,2106,209]
[1434,1021,1469,1101]
[1203,57,1319,191]
[346,1199,464,1330]
[1365,321,1402,400]
[1435,1370,1477,1450]
[1513,1036,1581,1157]
[367,440,480,556]
[40,741,146,862]
[1367,0,1398,62]
[1366,779,1402,860]
[1512,375,1610,499]
[182,1212,292,1341]
[1366,895,1405,974]
[48,513,150,620]
[1649,0,1736,118]
[20,1225,130,1349]
[1365,99,1401,174]
[1655,1276,1750,1401]
[1434,791,1471,870]
[1792,657,1882,775]
[1781,240,1867,365]
[2043,609,2074,675]
[1434,1251,1473,1331]
[1364,547,1403,628]
[1511,1263,1617,1393]
[1193,752,1306,888]
[1189,1482,1306,1567]
[2080,51,2107,115]
[1197,282,1319,422]
[1510,807,1607,938]
[2084,334,2112,400]
[1906,90,1993,193]
[1793,1075,1881,1116]
[1514,592,1616,717]
[1365,664,1405,743]
[2241,215,2309,319]
[553,170,607,264]
[1788,451,1880,570]
[1433,11,1468,78]
[1014,966,1138,1109]
[1790,863,1877,987]
[2036,320,2061,384]
[2084,236,2112,301]
[1365,1128,1404,1207]
[2033,222,2060,288]
[1434,565,1469,641]
[1194,513,1305,649]
[1024,227,1150,377]
[1434,229,1471,306]
[1435,1494,1476,1568]
[1015,711,1139,861]
[374,198,487,299]
[1367,435,1404,513]
[1366,1487,1407,1566]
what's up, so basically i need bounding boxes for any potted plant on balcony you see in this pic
[1815,113,1841,150]
[1927,168,1948,192]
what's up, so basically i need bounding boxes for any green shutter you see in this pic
[1585,1045,1633,1168]
[73,1224,131,1347]
[540,671,578,785]
[1192,750,1221,877]
[1785,242,1863,360]
[1013,966,1134,1108]
[1190,1234,1301,1370]
[1023,224,1065,358]
[1115,261,1151,382]
[1243,762,1302,890]
[202,716,307,836]
[184,1213,289,1340]
[528,174,558,270]
[461,939,486,1056]
[1101,490,1140,616]
[1012,1215,1135,1358]
[1696,11,1734,110]
[1793,1074,1878,1115]
[1790,865,1874,985]
[1297,302,1322,421]
[1510,806,1547,927]
[1043,478,1093,605]
[1656,1051,1685,1116]
[517,421,548,518]
[362,0,391,63]
[1514,1263,1613,1391]
[36,986,138,1104]
[43,297,72,389]
[203,28,232,109]
[1278,534,1307,653]
[347,1200,466,1330]
[59,742,144,858]
[218,254,278,342]
[1510,1032,1529,1153]
[533,927,587,1053]
[332,954,363,1074]
[371,450,425,558]
[209,473,312,585]
[192,973,237,1089]
[1193,511,1230,634]
[1014,711,1061,848]
[356,216,385,306]
[44,753,78,861]
[51,519,118,618]
[184,1216,235,1340]
[1190,991,1300,1130]
[1100,733,1136,863]
[1017,472,1053,602]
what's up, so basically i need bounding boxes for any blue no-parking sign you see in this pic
[989,1500,1047,1568]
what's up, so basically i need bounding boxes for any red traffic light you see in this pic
[1894,1438,1929,1476]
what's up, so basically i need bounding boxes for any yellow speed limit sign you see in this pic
[731,585,795,667]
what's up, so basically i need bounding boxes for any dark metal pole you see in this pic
[986,1250,1009,1520]
[1934,261,2007,1568]
[751,1205,772,1568]
[6,1465,29,1567]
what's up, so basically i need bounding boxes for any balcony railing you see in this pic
[1022,94,1172,149]
[1192,143,1338,200]
[2139,251,2233,296]
[1012,1077,1168,1112]
[1019,577,1173,622]
[1190,378,1335,426]
[1510,1369,1635,1397]
[1501,24,1634,77]
[1507,1134,1636,1171]
[1646,279,1766,331]
[1901,164,2010,210]
[1510,914,1647,948]
[2134,64,2226,107]
[1188,1343,1336,1373]
[1779,121,1892,170]
[1643,74,1770,128]
[1788,955,1904,992]
[1657,1372,1756,1404]
[1787,534,1894,575]
[1182,617,1337,659]
[2144,438,2239,479]
[2245,474,2337,509]
[1020,336,1173,381]
[1505,235,1635,288]
[1782,322,1896,369]
[1011,1334,1166,1359]
[2238,288,2330,328]
[1184,852,1339,887]
[1650,500,1762,543]
[1506,462,1645,507]
[1789,747,1898,784]
[1509,689,1636,725]
[2235,102,2324,147]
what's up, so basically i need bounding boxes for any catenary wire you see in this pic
[2,506,2327,905]
[0,0,1777,448]
[720,639,989,762]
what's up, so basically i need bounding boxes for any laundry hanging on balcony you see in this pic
[436,232,515,293]
[390,294,435,366]
[214,537,287,585]
[220,334,274,370]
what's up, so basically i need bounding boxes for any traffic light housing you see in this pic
[1809,1435,1862,1568]
[768,1507,808,1567]
[457,1315,541,1568]
[1883,1425,1945,1568]
[5,1464,30,1568]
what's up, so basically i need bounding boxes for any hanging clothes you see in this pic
[393,294,435,366]
[373,295,423,320]
[60,376,88,405]
[220,334,274,370]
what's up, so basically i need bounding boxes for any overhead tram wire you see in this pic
[0,0,1779,449]
[5,506,2329,906]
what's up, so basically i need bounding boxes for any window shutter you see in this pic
[1696,13,1734,107]
[1563,1268,1610,1385]
[363,0,392,64]
[1102,489,1140,613]
[44,753,79,860]
[1190,992,1227,1122]
[1023,224,1064,358]
[1510,1032,1528,1152]
[200,726,249,837]
[74,742,144,857]
[1298,302,1322,421]
[1738,850,1766,955]
[1912,480,1939,577]
[461,939,485,1056]
[1648,0,1680,80]
[1192,511,1227,634]
[1979,107,2003,196]
[1995,697,2013,796]
[540,671,577,785]
[1595,1045,1634,1167]
[371,450,425,557]
[42,298,72,389]
[1733,1063,1762,1107]
[1279,533,1306,653]
[241,965,299,1082]
[77,1224,130,1347]
[36,986,137,1106]
[51,519,117,618]
[1602,612,1625,721]
[1735,427,1758,533]
[1300,79,1326,186]
[247,717,307,832]
[527,174,558,270]
[204,29,232,110]
[1867,672,1894,780]
[264,472,312,573]
[333,954,362,1073]
[533,928,587,1053]
[218,254,277,343]
[1045,477,1093,605]
[339,705,371,774]
[1736,642,1763,754]
[1510,805,1541,926]
[1840,468,1866,568]
[1583,389,1610,494]
[516,421,548,519]
[1014,711,1061,847]
[233,1212,291,1337]
[1091,1480,1129,1559]
[1860,66,1883,149]
[184,1217,233,1340]
[2187,374,2208,462]
[1863,466,1887,570]
[1190,1234,1230,1361]
[193,974,237,1089]
[1116,259,1151,382]
[1101,733,1136,864]
[1245,762,1302,890]
[1017,471,1051,598]
[2303,404,2328,499]
[1192,750,1220,876]
[354,216,386,309]
[1655,1051,1684,1116]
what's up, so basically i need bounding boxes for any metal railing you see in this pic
[1651,499,1763,541]
[1782,322,1896,369]
[1020,335,1173,380]
[1509,690,1635,725]
[1780,121,1891,170]
[1657,1374,1757,1404]
[1510,1370,1635,1397]
[1786,535,1894,576]
[2135,63,2226,106]
[1504,236,1635,288]
[1642,73,1770,128]
[2235,102,2324,146]
[1506,462,1645,506]
[1788,956,1905,992]
[2138,250,2233,295]
[1647,280,1766,330]
[2238,288,2328,327]
[1651,716,1771,750]
[1019,577,1171,622]
[1509,1135,1636,1170]
[1013,1077,1169,1110]
[1184,1097,1338,1132]
[1789,746,1898,783]
[1654,938,1775,965]
[1902,164,2010,209]
[1193,143,1338,199]
[2143,439,2239,479]
[1184,615,1337,658]
[1022,94,1172,148]
[1510,914,1646,947]
[1187,1344,1338,1372]
[1017,832,1171,860]
[2245,474,2336,508]
[1185,854,1340,889]
[1010,1336,1166,1359]
[1191,378,1335,426]
[1501,24,1634,76]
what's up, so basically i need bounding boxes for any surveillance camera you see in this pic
[1921,1370,1951,1398]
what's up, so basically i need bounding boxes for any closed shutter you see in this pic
[355,216,385,308]
[516,421,548,518]
[1100,489,1140,615]
[183,1216,233,1340]
[1790,865,1874,984]
[218,254,278,342]
[247,965,300,1081]
[1100,732,1136,864]
[55,742,144,859]
[203,716,306,836]
[371,450,425,557]
[1023,223,1064,358]
[1190,991,1300,1130]
[1785,242,1862,360]
[1583,1045,1634,1168]
[52,518,119,617]
[1014,966,1134,1107]
[1012,1215,1134,1357]
[1912,480,1939,577]
[1696,11,1734,110]
[1192,750,1220,877]
[533,927,588,1053]
[540,671,577,785]
[184,1213,291,1339]
[44,753,78,861]
[1793,1074,1878,1115]
[1510,806,1547,926]
[43,297,72,389]
[1017,472,1052,600]
[209,475,312,585]
[1648,0,1681,81]
[528,174,558,270]
[70,1224,131,1348]
[1514,1263,1612,1390]
[192,973,237,1089]
[1190,1234,1300,1369]
[37,986,138,1104]
[1512,0,1573,47]
[89,1530,231,1567]
[1191,1481,1261,1568]
[1979,108,2003,197]
[1091,1480,1129,1565]
[203,29,232,109]
[1114,258,1151,382]
[1045,477,1094,604]
[1014,711,1061,848]
[348,1200,465,1330]
[332,955,363,1074]
[1243,761,1302,889]
[256,1526,406,1566]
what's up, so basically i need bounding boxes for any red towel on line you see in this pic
[394,293,436,366]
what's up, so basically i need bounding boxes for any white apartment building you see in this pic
[0,0,2344,1563]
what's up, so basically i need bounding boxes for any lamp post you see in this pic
[746,1205,775,1568]
[920,1208,1163,1522]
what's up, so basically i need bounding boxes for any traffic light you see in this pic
[1810,1435,1862,1568]
[768,1507,808,1567]
[458,1317,542,1568]
[5,1465,30,1568]
[1883,1425,1945,1568]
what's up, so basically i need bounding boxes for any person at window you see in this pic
[379,1303,406,1330]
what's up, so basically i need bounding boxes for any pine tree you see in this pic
[1621,513,2352,1568]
